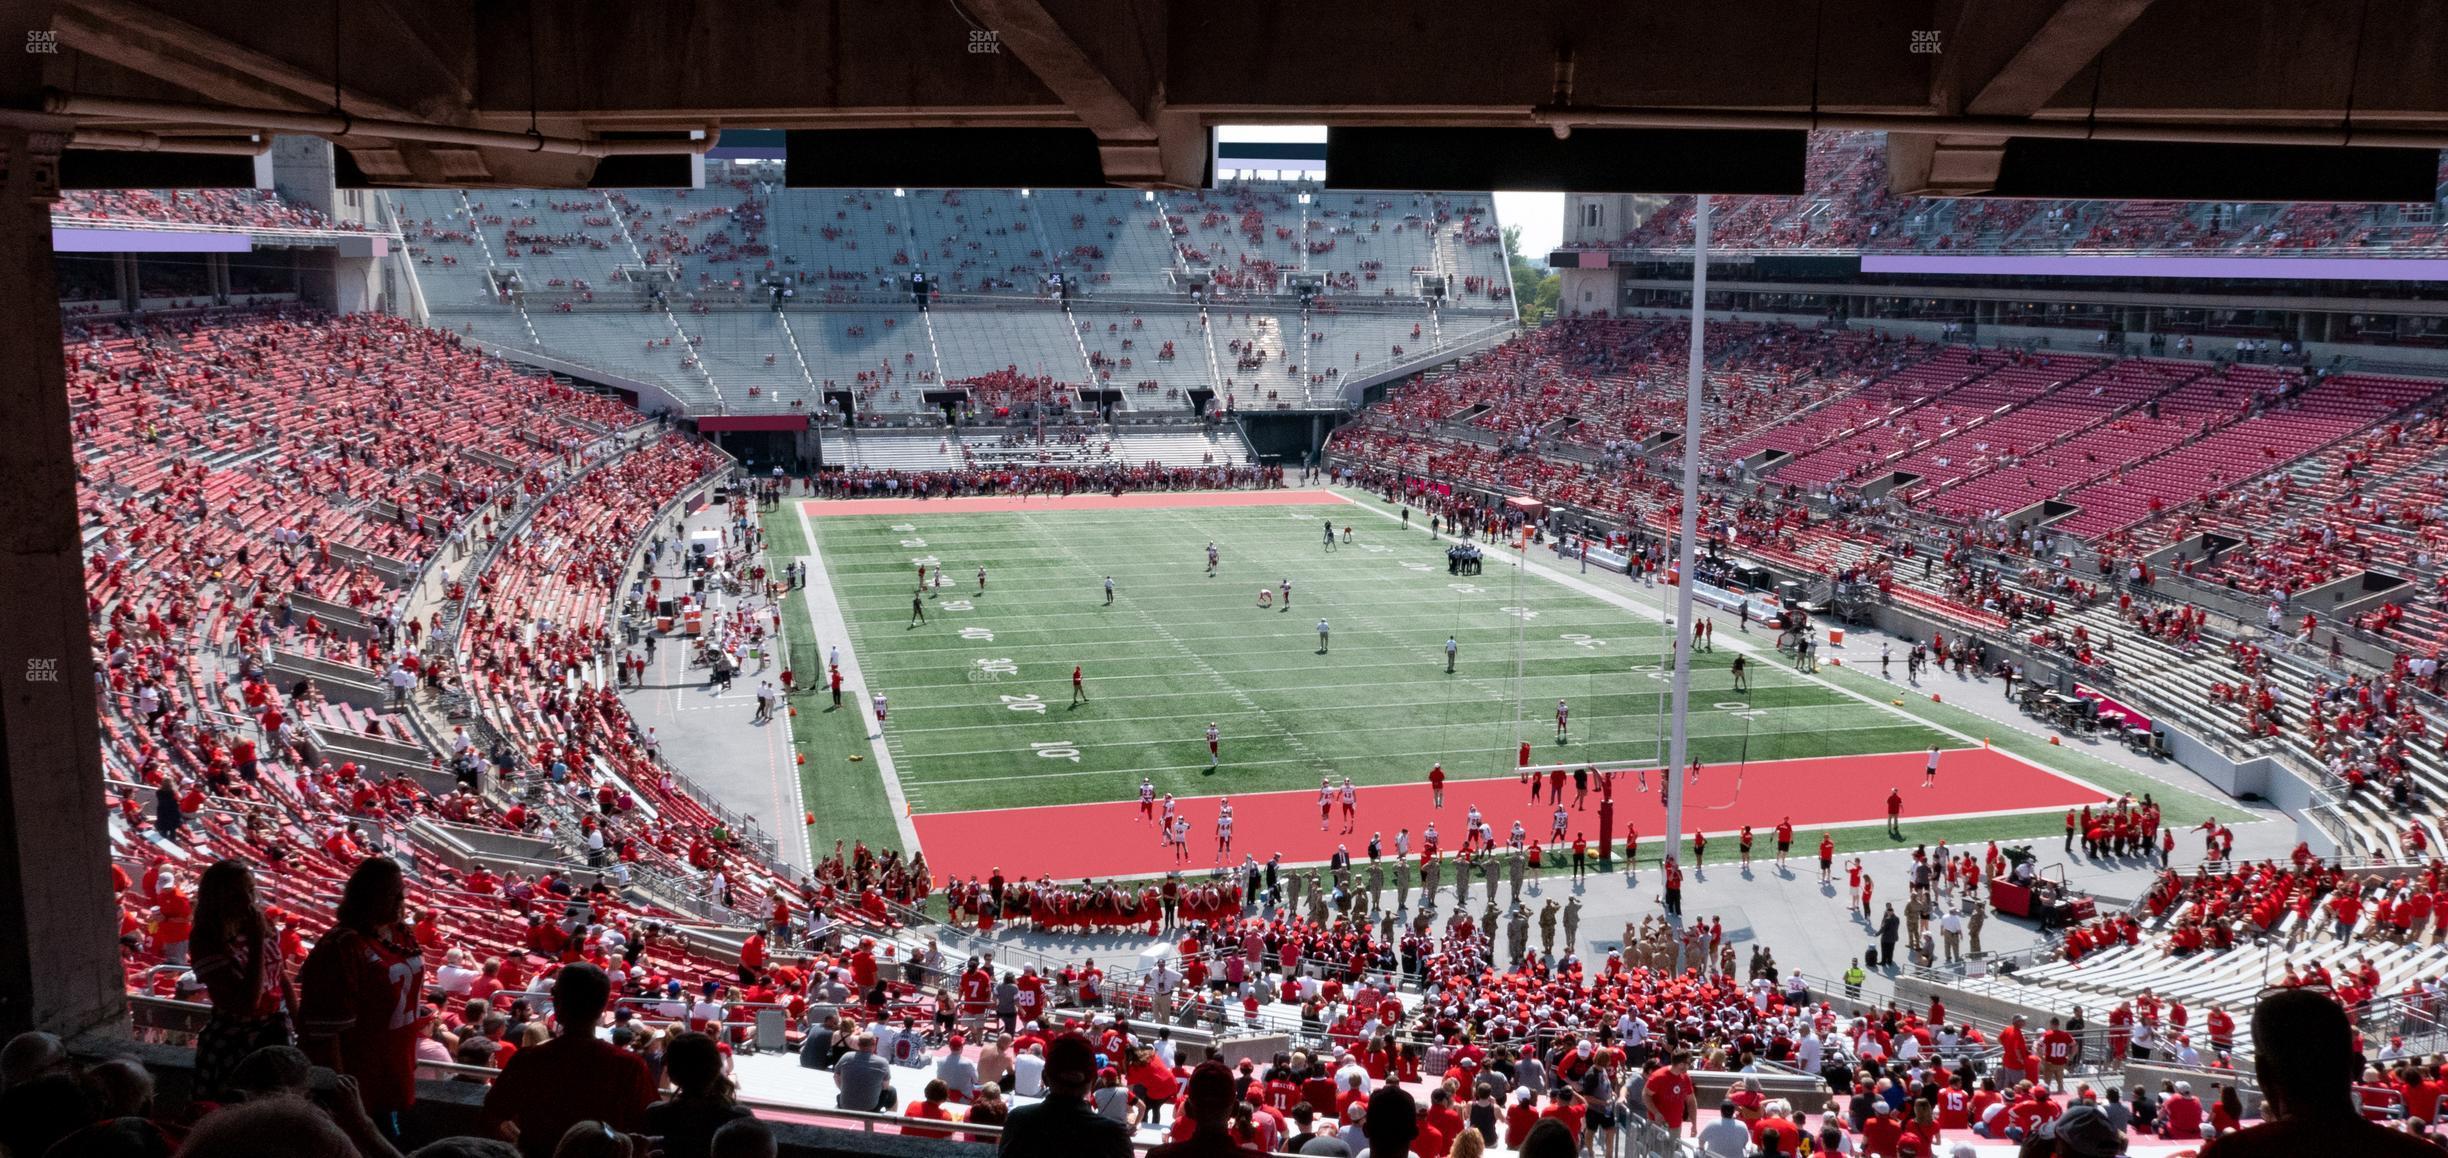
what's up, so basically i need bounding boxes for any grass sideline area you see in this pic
[765,506,908,855]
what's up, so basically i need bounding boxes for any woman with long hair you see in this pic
[189,858,295,1095]
[297,856,428,1131]
[644,1031,750,1158]
[2213,1081,2245,1134]
[1448,1124,1488,1158]
[963,1082,1009,1145]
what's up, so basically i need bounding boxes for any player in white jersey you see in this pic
[1556,698,1570,742]
[1205,722,1220,767]
[1279,578,1292,610]
[1215,812,1234,857]
[1394,828,1411,858]
[1159,793,1180,844]
[1206,542,1219,576]
[1218,796,1233,824]
[1509,819,1527,850]
[1170,816,1192,863]
[1466,804,1484,839]
[1317,778,1334,830]
[1339,778,1359,833]
[1138,778,1157,822]
[976,566,987,594]
[1550,804,1570,846]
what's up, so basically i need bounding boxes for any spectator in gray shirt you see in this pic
[832,1033,893,1111]
[1696,1102,1752,1158]
[994,975,1021,1033]
[937,1035,979,1099]
[2101,1087,2132,1133]
[1513,1053,1548,1098]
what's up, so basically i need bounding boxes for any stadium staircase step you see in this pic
[771,312,820,397]
[266,648,392,708]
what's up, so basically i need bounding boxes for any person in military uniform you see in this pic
[1506,903,1530,966]
[1562,896,1582,957]
[1508,847,1527,905]
[1538,898,1561,959]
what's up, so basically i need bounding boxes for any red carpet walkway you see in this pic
[910,747,2105,881]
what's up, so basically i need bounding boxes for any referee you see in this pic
[1445,635,1458,673]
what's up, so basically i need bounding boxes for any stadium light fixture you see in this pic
[893,188,905,197]
[1020,188,1030,197]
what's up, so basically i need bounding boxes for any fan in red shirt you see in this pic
[2039,1019,2076,1089]
[296,857,428,1122]
[1642,1055,1698,1135]
[902,1080,961,1140]
[478,963,657,1158]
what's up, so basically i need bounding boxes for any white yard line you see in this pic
[796,502,925,852]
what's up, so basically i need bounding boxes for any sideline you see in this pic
[794,500,926,852]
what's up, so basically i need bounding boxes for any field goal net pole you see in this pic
[1663,195,1710,881]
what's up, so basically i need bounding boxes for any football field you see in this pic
[786,489,2112,880]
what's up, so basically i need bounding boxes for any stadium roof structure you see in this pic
[13,0,2448,195]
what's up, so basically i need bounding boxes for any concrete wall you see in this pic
[268,135,335,219]
[1559,267,1616,316]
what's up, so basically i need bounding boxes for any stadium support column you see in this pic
[1663,196,1710,881]
[0,120,125,1039]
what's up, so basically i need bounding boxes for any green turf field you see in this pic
[791,497,1955,819]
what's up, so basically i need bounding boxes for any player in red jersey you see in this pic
[297,857,428,1124]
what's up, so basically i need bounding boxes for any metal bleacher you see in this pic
[904,190,1045,295]
[934,304,1092,384]
[1112,427,1254,467]
[1031,188,1178,294]
[762,187,913,297]
[790,308,935,409]
[1074,306,1220,407]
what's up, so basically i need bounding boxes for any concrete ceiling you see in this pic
[17,0,2448,190]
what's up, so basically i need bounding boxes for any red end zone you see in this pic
[909,747,2106,881]
[798,490,1343,517]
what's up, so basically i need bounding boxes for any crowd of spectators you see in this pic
[58,189,364,233]
[1576,132,2448,257]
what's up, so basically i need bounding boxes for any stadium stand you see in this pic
[56,188,364,233]
[383,182,1516,419]
[1583,132,2448,255]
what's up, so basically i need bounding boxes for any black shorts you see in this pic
[1778,841,1792,853]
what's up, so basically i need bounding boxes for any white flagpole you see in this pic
[1664,195,1711,880]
